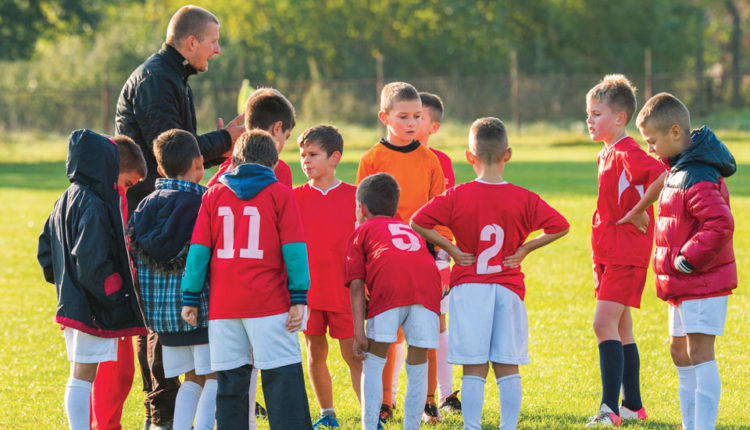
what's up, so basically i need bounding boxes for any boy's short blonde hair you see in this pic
[469,117,508,165]
[587,74,638,124]
[636,92,691,134]
[380,82,419,113]
[233,130,279,168]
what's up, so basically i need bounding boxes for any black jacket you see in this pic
[37,129,147,337]
[115,44,231,209]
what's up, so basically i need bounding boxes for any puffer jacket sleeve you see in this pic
[71,198,125,306]
[679,181,734,271]
[37,214,55,284]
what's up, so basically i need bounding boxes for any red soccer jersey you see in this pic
[207,158,293,188]
[190,181,306,319]
[412,180,569,300]
[293,181,357,313]
[429,147,455,189]
[592,136,666,267]
[345,217,441,318]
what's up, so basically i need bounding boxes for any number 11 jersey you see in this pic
[412,180,569,300]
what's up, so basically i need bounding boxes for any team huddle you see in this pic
[37,9,737,430]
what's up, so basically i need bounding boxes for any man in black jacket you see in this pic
[114,6,243,429]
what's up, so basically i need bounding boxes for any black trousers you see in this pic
[136,331,181,425]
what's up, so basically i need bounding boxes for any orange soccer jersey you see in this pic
[356,139,445,222]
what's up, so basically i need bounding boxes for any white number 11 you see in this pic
[216,206,264,259]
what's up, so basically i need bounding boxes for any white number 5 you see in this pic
[388,224,421,251]
[216,206,264,259]
[476,224,504,274]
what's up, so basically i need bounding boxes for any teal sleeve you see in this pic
[281,242,310,305]
[181,244,211,307]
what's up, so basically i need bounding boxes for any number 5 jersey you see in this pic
[185,163,309,320]
[411,180,569,300]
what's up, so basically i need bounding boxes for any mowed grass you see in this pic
[0,123,747,429]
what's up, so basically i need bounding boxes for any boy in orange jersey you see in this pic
[208,87,295,188]
[414,92,461,422]
[355,81,446,422]
[294,125,362,428]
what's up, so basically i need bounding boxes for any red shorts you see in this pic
[593,264,647,308]
[305,309,354,339]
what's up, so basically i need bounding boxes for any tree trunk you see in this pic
[725,0,742,109]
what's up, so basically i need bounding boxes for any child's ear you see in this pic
[616,111,628,126]
[329,150,342,166]
[464,149,476,165]
[157,165,166,178]
[670,124,683,142]
[431,122,441,134]
[378,110,389,126]
[271,121,284,136]
[504,147,513,162]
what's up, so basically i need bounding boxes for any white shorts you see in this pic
[162,343,212,378]
[63,328,118,364]
[669,295,729,337]
[366,305,439,349]
[208,311,304,371]
[448,283,529,365]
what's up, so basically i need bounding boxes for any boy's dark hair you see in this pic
[233,130,279,168]
[636,92,691,134]
[356,173,400,217]
[166,5,219,45]
[469,117,509,165]
[152,129,201,178]
[244,88,296,132]
[419,92,444,122]
[297,125,343,157]
[587,74,637,124]
[380,82,419,113]
[112,134,147,177]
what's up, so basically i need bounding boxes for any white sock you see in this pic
[677,365,696,430]
[403,362,428,430]
[694,360,721,430]
[194,378,217,430]
[392,341,405,405]
[497,374,522,430]
[174,381,202,430]
[461,375,486,430]
[436,331,452,402]
[249,367,259,429]
[363,353,387,430]
[64,377,91,430]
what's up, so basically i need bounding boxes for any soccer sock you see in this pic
[694,360,721,430]
[173,380,202,430]
[677,365,697,430]
[364,353,387,430]
[461,375,486,430]
[65,377,92,430]
[621,343,643,411]
[403,362,429,430]
[248,366,258,429]
[427,349,438,403]
[497,374,522,430]
[598,340,624,415]
[436,331,453,403]
[320,407,336,418]
[392,340,405,405]
[194,378,217,430]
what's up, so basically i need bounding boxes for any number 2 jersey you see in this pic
[412,180,569,300]
[189,163,307,320]
[345,217,442,318]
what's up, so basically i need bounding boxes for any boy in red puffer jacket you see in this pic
[637,92,736,430]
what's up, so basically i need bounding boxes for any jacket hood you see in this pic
[670,126,736,178]
[66,129,119,203]
[219,163,278,200]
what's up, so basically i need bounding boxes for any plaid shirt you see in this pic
[131,178,209,333]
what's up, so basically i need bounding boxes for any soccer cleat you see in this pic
[619,405,647,421]
[312,414,340,429]
[439,390,462,414]
[585,404,621,427]
[255,401,267,418]
[379,403,393,423]
[422,403,443,424]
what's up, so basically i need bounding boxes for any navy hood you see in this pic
[66,129,120,204]
[669,126,736,181]
[219,163,278,200]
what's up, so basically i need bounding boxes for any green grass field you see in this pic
[0,123,747,429]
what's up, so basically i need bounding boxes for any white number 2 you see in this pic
[388,224,421,251]
[476,224,504,274]
[216,206,264,259]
